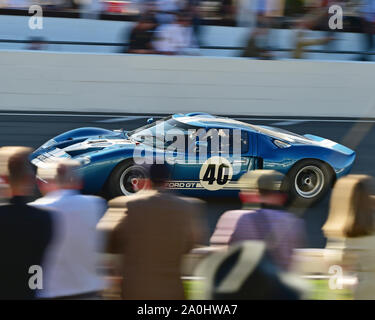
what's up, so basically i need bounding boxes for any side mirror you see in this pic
[147,117,154,124]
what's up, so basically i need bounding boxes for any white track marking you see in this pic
[271,120,308,126]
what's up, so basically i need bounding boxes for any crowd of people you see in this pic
[0,145,375,299]
[2,0,375,59]
[124,9,200,55]
[114,0,375,60]
[240,0,375,61]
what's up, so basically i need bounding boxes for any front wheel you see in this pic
[104,161,148,199]
[287,160,333,206]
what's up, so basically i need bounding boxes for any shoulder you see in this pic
[27,202,53,214]
[178,196,205,206]
[154,193,194,208]
[219,210,254,225]
[22,204,54,226]
[29,196,55,208]
[108,196,127,208]
[75,194,107,210]
[79,194,106,204]
[108,191,155,208]
[221,209,254,219]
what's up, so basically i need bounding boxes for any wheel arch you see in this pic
[287,158,336,186]
[100,158,135,197]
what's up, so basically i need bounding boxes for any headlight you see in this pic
[42,139,56,149]
[76,156,91,166]
[273,139,291,148]
[35,139,56,152]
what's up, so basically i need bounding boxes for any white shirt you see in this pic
[153,23,198,55]
[29,190,107,298]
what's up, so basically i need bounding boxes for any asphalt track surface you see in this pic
[1,112,374,248]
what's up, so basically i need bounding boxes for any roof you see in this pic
[173,114,257,132]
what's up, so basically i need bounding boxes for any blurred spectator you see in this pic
[27,37,47,51]
[323,175,375,300]
[359,0,375,60]
[126,13,158,53]
[292,16,333,59]
[97,163,205,299]
[155,0,181,23]
[210,170,305,271]
[254,0,276,27]
[195,241,307,299]
[0,175,10,202]
[242,27,273,59]
[219,0,235,25]
[236,0,256,27]
[29,159,107,299]
[0,147,53,299]
[239,0,284,58]
[186,0,202,46]
[80,0,104,19]
[153,11,199,54]
[284,0,304,17]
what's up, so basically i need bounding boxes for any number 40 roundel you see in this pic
[199,156,234,191]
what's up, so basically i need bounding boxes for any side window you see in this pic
[241,130,249,154]
[187,128,250,157]
[207,128,249,155]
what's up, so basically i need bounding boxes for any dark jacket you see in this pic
[0,196,53,299]
[99,190,205,300]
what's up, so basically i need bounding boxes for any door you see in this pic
[168,128,256,195]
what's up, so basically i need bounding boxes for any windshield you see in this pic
[128,117,197,146]
[127,116,172,137]
[128,116,251,154]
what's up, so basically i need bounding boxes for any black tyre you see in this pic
[287,159,333,206]
[104,161,148,199]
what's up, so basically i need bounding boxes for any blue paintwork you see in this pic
[30,113,356,196]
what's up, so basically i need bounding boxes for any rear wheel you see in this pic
[287,160,333,206]
[105,161,148,199]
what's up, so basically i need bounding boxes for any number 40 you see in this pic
[202,164,229,185]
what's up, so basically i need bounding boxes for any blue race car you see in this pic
[31,113,355,203]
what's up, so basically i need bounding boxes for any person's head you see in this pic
[28,37,45,50]
[323,175,375,239]
[238,170,289,207]
[148,163,171,189]
[0,146,35,197]
[176,11,192,27]
[37,159,83,195]
[138,14,156,30]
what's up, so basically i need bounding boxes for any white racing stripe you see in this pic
[318,139,337,148]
